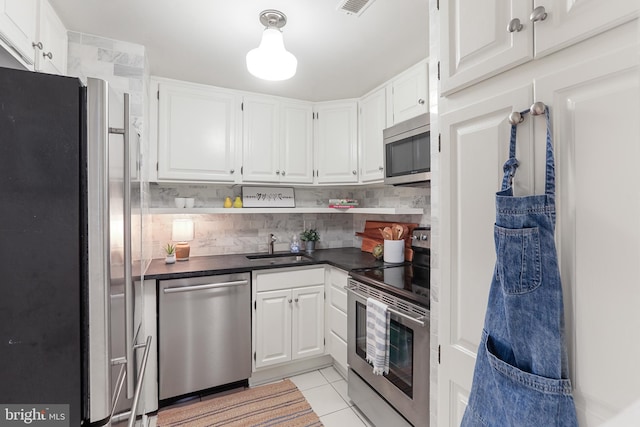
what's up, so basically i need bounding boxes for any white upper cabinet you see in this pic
[34,0,67,75]
[242,95,313,184]
[314,100,359,184]
[155,79,240,182]
[389,60,428,125]
[0,0,37,68]
[532,0,639,58]
[358,87,386,183]
[440,0,639,95]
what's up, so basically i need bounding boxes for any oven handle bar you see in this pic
[347,285,426,328]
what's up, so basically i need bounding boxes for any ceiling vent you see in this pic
[336,0,376,17]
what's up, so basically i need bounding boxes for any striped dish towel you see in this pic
[366,297,390,375]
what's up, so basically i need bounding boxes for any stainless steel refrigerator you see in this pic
[0,66,147,426]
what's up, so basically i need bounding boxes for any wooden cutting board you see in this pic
[355,220,419,261]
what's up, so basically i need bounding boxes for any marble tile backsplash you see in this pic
[149,183,430,259]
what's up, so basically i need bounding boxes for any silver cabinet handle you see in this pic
[32,41,43,50]
[378,166,384,171]
[281,170,286,176]
[276,170,280,175]
[507,18,523,32]
[230,169,235,174]
[288,299,293,304]
[352,170,357,175]
[163,280,249,294]
[43,51,53,60]
[530,6,547,22]
[295,298,299,302]
[418,99,425,105]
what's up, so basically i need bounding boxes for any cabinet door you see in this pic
[0,0,37,67]
[535,46,640,426]
[35,0,66,75]
[255,289,292,369]
[314,101,358,184]
[157,82,239,182]
[440,0,533,95]
[533,0,639,58]
[292,285,325,360]
[242,95,279,182]
[359,87,386,183]
[391,61,428,124]
[438,85,533,426]
[280,100,314,183]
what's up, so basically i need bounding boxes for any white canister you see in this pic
[384,239,405,263]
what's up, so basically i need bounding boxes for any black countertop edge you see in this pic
[143,247,387,281]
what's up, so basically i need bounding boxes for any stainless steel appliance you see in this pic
[383,113,431,186]
[158,273,252,401]
[347,228,431,427]
[0,67,149,426]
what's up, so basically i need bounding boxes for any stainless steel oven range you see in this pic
[347,227,431,427]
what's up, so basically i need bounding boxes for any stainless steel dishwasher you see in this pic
[158,272,251,400]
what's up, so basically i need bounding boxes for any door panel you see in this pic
[536,46,640,425]
[533,0,639,58]
[439,84,533,426]
[242,95,279,182]
[280,101,313,183]
[255,289,291,368]
[292,285,324,360]
[440,0,532,94]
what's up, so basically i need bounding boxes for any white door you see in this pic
[359,87,386,183]
[292,285,325,360]
[255,289,292,369]
[242,95,279,183]
[315,101,358,184]
[280,100,314,184]
[535,45,640,425]
[438,84,533,426]
[0,0,37,66]
[157,82,239,182]
[532,0,639,58]
[391,61,428,124]
[440,0,532,95]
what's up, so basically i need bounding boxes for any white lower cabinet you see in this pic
[327,266,349,376]
[253,266,325,370]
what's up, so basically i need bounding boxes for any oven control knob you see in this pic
[421,235,428,241]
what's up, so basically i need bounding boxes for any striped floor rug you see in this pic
[157,379,323,427]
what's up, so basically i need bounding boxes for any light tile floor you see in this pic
[288,366,374,427]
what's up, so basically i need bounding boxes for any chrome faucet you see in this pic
[268,233,277,254]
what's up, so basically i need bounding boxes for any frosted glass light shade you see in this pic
[246,28,297,81]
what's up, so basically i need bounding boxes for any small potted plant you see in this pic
[300,228,320,253]
[164,243,176,264]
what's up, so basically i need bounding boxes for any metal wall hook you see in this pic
[530,101,546,115]
[509,111,524,125]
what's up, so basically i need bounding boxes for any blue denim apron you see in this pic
[461,108,578,426]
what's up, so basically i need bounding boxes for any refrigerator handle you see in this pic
[121,93,135,399]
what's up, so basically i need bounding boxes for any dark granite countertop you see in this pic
[144,247,385,281]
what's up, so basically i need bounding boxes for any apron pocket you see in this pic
[494,225,542,294]
[485,333,576,426]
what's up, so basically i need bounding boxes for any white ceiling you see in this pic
[48,0,429,101]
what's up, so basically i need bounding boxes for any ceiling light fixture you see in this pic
[246,10,297,81]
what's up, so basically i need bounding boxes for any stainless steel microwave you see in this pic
[383,113,430,186]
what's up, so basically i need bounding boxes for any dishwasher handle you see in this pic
[163,279,249,294]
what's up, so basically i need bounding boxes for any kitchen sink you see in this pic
[246,253,313,264]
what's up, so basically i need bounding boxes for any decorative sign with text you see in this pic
[242,187,296,208]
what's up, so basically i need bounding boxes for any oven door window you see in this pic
[355,300,414,398]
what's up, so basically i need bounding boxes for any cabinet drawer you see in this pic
[330,283,347,313]
[329,330,347,371]
[329,305,347,341]
[255,267,325,292]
